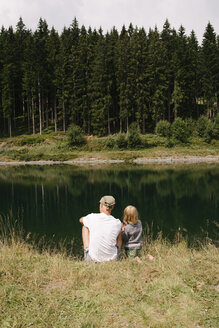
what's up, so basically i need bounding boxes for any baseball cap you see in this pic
[99,195,115,208]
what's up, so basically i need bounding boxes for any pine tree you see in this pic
[146,27,168,127]
[1,27,17,136]
[47,27,61,132]
[161,20,176,122]
[34,18,50,134]
[200,23,219,117]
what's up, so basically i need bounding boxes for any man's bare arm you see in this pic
[79,217,84,225]
[116,230,122,249]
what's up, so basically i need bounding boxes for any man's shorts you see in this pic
[84,248,121,262]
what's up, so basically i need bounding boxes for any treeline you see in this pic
[0,17,219,137]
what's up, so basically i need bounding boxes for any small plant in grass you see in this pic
[127,122,142,149]
[155,120,171,137]
[171,117,189,143]
[116,133,127,149]
[66,123,86,147]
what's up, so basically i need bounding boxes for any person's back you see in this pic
[83,212,122,262]
[79,195,122,262]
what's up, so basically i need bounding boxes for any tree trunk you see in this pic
[63,98,66,133]
[54,95,57,132]
[27,101,30,134]
[42,95,45,130]
[107,108,111,135]
[142,118,145,134]
[8,117,12,137]
[32,95,35,135]
[46,96,49,129]
[38,82,42,135]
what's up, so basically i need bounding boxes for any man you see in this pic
[79,195,122,262]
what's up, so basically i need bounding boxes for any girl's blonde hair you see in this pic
[123,205,138,225]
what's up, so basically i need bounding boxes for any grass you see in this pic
[0,218,218,327]
[0,132,218,162]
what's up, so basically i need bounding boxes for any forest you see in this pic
[0,17,219,137]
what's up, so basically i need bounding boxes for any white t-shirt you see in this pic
[83,212,122,262]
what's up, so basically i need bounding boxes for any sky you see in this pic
[0,0,218,43]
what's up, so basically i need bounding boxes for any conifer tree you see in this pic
[146,27,168,127]
[200,23,219,117]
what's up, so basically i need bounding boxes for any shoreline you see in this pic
[0,155,218,166]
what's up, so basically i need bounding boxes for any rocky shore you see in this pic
[0,155,218,166]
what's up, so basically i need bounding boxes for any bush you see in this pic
[171,118,189,143]
[203,120,215,143]
[127,122,142,149]
[155,120,171,137]
[212,114,219,140]
[116,133,127,149]
[185,118,197,137]
[196,115,209,138]
[17,135,45,146]
[66,124,86,147]
[105,137,115,149]
[165,138,175,148]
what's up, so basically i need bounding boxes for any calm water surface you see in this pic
[0,164,218,252]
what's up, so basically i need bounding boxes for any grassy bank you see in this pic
[0,132,219,163]
[0,231,218,327]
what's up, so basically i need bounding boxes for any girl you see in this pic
[122,205,143,259]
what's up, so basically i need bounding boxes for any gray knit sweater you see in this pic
[122,220,143,250]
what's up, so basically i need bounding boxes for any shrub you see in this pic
[165,138,175,148]
[66,124,86,147]
[155,120,171,137]
[185,118,197,137]
[116,133,127,149]
[105,137,115,149]
[171,118,189,143]
[17,135,44,146]
[127,122,142,149]
[203,120,215,143]
[196,115,209,138]
[212,114,219,140]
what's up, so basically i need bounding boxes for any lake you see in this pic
[0,164,218,254]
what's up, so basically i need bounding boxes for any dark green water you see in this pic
[0,164,218,252]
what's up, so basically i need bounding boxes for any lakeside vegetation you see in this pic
[0,218,218,328]
[0,124,218,162]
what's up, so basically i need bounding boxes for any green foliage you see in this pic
[185,118,197,137]
[171,118,189,143]
[212,114,219,140]
[127,122,142,148]
[155,120,171,137]
[165,138,175,148]
[66,124,86,147]
[0,19,218,139]
[16,135,45,146]
[104,137,115,149]
[203,120,215,143]
[196,115,209,138]
[116,133,127,149]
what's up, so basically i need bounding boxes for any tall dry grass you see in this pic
[0,216,218,327]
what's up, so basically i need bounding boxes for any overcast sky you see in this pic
[0,0,218,43]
